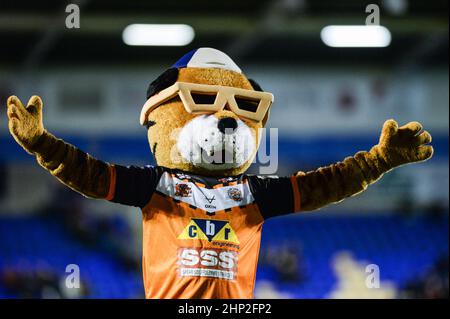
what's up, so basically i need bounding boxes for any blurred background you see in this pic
[0,0,448,299]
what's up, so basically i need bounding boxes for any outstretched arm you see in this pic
[6,95,112,199]
[295,119,433,211]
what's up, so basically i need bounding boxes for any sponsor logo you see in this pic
[178,248,238,280]
[202,193,216,204]
[218,177,236,184]
[227,188,242,202]
[175,183,192,197]
[175,173,191,180]
[178,219,239,244]
[199,191,216,209]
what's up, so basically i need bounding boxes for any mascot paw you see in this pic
[375,119,433,167]
[6,95,45,154]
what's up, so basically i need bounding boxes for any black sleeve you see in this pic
[247,175,298,220]
[110,165,162,208]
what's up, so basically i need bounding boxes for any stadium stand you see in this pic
[0,213,447,298]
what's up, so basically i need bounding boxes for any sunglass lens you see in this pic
[190,92,217,104]
[235,97,260,113]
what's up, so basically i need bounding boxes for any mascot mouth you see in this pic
[176,114,256,170]
[200,147,235,165]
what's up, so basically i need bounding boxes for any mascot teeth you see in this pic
[176,114,255,169]
[201,148,234,165]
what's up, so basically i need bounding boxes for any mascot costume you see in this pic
[5,48,433,298]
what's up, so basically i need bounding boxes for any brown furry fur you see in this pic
[296,119,433,211]
[6,95,111,199]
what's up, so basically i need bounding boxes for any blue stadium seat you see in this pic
[0,213,448,298]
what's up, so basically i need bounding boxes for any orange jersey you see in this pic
[108,166,300,299]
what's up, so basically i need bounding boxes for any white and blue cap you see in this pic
[172,47,242,73]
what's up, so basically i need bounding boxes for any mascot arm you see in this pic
[6,95,159,206]
[6,95,111,199]
[33,131,112,199]
[295,119,433,211]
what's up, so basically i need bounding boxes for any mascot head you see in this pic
[140,48,273,176]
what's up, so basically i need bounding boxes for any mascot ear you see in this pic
[248,78,263,92]
[146,68,179,99]
[248,78,269,126]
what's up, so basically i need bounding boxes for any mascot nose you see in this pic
[217,117,238,134]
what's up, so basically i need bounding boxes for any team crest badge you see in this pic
[227,188,242,202]
[175,183,192,197]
